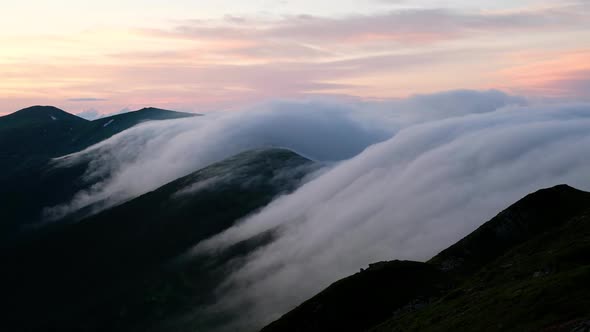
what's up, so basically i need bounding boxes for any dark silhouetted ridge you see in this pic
[262,184,590,332]
[94,107,198,124]
[3,148,317,332]
[429,184,590,273]
[80,107,197,148]
[0,105,199,235]
[262,260,450,332]
[1,105,88,125]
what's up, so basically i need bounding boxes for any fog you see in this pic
[45,90,590,331]
[194,99,590,331]
[46,99,392,218]
[47,90,521,218]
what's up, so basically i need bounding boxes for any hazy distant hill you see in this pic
[0,105,196,176]
[0,106,197,235]
[262,185,590,332]
[79,107,200,149]
[2,148,316,332]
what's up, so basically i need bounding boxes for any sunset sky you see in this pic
[1,0,589,115]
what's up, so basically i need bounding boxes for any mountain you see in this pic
[0,106,197,236]
[77,107,200,150]
[5,105,589,332]
[2,148,317,332]
[0,105,86,128]
[0,105,196,175]
[0,106,89,176]
[261,185,590,332]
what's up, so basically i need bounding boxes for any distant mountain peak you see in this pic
[134,106,202,116]
[137,107,170,112]
[0,105,88,126]
[9,105,83,120]
[94,107,199,123]
[0,105,198,177]
[18,105,64,112]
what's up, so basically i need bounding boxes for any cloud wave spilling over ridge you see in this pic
[48,90,522,219]
[45,89,590,331]
[193,97,590,331]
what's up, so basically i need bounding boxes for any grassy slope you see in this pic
[373,206,590,331]
[3,148,315,332]
[0,106,196,235]
[262,185,590,332]
[261,261,451,332]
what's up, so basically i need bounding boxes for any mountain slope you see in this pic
[75,107,198,149]
[0,105,195,172]
[261,185,590,332]
[0,106,90,176]
[262,260,451,332]
[0,106,197,235]
[0,105,88,130]
[3,148,317,332]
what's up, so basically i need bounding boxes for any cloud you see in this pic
[165,5,589,46]
[47,90,521,220]
[499,49,590,99]
[190,97,590,331]
[75,109,101,120]
[44,89,590,331]
[75,107,135,120]
[2,2,589,112]
[67,97,107,102]
[45,98,395,219]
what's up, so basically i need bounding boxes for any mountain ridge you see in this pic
[0,105,197,164]
[3,147,318,332]
[0,105,198,236]
[0,105,89,126]
[0,105,198,122]
[261,184,590,332]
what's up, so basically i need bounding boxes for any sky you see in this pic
[1,0,589,115]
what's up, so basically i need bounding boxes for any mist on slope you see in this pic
[45,100,391,219]
[46,90,521,219]
[43,89,590,331]
[192,98,590,331]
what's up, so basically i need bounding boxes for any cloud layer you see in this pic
[193,96,590,331]
[49,90,522,217]
[47,90,590,331]
[47,98,392,218]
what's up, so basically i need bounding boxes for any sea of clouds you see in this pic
[49,89,590,331]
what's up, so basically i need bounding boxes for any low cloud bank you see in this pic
[47,90,520,218]
[195,100,590,331]
[46,100,390,218]
[46,89,588,332]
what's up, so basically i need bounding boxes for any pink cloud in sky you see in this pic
[499,49,590,98]
[0,2,589,115]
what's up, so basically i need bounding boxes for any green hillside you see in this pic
[262,185,590,332]
[3,148,316,332]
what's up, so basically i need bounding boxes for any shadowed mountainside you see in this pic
[0,106,197,235]
[262,185,590,332]
[3,148,317,332]
[0,105,196,173]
